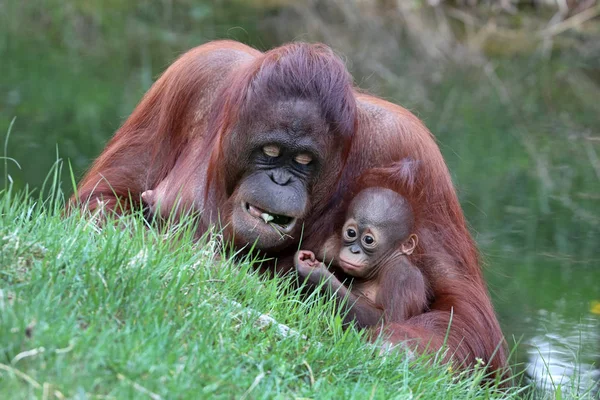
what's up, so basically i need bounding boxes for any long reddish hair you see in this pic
[204,42,357,209]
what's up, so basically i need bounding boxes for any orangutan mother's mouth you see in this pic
[243,202,297,232]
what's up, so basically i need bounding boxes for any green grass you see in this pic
[1,174,598,399]
[0,183,535,399]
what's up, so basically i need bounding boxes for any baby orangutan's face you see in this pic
[337,188,417,279]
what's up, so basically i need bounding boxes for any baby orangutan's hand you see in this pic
[294,250,331,283]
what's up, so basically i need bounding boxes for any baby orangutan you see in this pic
[295,187,429,329]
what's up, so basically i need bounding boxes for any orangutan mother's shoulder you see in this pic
[355,94,426,137]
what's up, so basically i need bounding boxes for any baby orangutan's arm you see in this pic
[294,250,384,329]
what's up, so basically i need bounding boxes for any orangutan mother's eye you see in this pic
[294,153,312,165]
[263,145,280,158]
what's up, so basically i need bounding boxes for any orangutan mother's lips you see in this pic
[243,202,296,232]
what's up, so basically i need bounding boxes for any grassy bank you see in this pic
[0,184,535,399]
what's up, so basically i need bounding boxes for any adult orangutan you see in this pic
[72,40,508,376]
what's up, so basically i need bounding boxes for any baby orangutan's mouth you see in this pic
[244,202,296,233]
[339,259,363,273]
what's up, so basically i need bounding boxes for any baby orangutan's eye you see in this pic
[345,228,356,239]
[263,145,280,158]
[362,234,376,248]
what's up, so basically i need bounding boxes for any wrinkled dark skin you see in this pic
[143,100,338,252]
[295,188,429,329]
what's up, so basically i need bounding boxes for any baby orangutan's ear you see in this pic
[400,234,418,255]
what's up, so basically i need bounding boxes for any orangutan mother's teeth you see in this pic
[261,213,274,223]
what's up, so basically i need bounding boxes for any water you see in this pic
[487,254,600,393]
[526,313,599,393]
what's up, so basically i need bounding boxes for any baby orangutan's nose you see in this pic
[349,244,361,254]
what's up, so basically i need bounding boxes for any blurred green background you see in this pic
[1,0,599,391]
